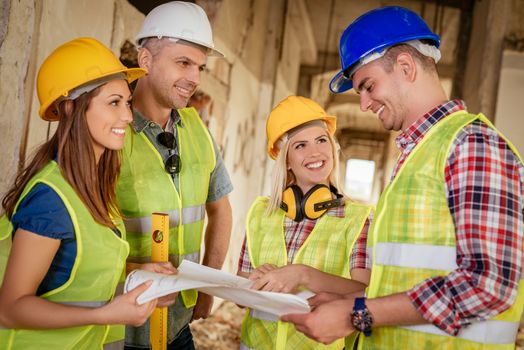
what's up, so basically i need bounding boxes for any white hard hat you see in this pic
[135,1,224,57]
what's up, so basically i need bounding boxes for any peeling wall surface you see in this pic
[0,0,314,277]
[495,51,524,155]
[0,0,35,199]
[1,0,524,280]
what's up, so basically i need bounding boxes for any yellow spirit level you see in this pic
[150,212,169,350]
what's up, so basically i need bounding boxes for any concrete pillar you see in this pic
[256,0,286,195]
[0,0,38,199]
[462,0,512,119]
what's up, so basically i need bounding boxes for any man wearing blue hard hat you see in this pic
[283,6,524,349]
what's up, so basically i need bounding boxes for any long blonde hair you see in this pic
[265,130,343,216]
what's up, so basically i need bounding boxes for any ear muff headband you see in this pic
[281,184,343,222]
[303,184,341,219]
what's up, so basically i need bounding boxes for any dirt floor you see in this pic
[191,301,524,349]
[518,330,524,350]
[191,301,245,350]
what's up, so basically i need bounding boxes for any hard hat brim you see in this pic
[203,44,225,58]
[136,35,225,58]
[208,47,225,58]
[188,37,224,57]
[329,70,353,94]
[267,114,337,160]
[125,67,148,84]
[40,66,147,122]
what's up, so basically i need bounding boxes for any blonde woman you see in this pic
[237,96,372,349]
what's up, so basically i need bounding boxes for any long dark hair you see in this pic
[2,88,121,228]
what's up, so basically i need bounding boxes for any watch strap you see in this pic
[352,297,373,336]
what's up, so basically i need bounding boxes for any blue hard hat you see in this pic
[329,6,440,94]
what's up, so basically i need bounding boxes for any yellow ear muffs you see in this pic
[303,184,344,219]
[281,184,343,222]
[281,185,304,221]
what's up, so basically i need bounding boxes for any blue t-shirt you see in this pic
[11,183,76,295]
[11,183,121,295]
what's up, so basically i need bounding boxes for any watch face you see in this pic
[352,308,373,335]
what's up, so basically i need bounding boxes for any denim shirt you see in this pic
[131,109,233,202]
[125,109,233,347]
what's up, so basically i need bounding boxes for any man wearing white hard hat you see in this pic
[115,2,232,349]
[283,6,524,350]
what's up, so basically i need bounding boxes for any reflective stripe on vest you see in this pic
[374,242,524,278]
[364,112,524,350]
[242,197,371,350]
[240,342,255,350]
[375,242,457,270]
[123,205,205,233]
[374,241,522,344]
[400,320,519,345]
[0,161,128,349]
[126,252,200,266]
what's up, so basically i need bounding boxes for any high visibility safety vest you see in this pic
[103,270,127,350]
[0,161,129,350]
[116,107,215,307]
[241,196,372,350]
[363,112,524,350]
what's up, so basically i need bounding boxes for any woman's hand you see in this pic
[248,263,278,280]
[130,262,178,307]
[98,281,157,326]
[308,292,344,308]
[249,264,306,293]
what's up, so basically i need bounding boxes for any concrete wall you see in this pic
[204,0,275,272]
[494,51,524,155]
[4,0,521,280]
[0,0,36,199]
[199,0,316,274]
[0,0,143,197]
[0,0,315,277]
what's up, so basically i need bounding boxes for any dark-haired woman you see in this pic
[0,37,161,349]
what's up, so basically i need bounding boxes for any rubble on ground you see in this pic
[191,301,245,349]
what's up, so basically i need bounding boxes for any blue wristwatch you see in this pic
[351,297,373,336]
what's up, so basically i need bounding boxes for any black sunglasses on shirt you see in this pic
[157,131,181,175]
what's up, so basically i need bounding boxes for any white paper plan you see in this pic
[124,260,313,319]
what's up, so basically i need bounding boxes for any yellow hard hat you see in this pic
[37,37,147,121]
[266,96,336,159]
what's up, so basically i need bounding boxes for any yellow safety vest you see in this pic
[363,112,524,350]
[116,107,215,307]
[0,161,129,350]
[241,196,371,350]
[103,270,127,350]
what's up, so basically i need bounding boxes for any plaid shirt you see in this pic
[386,100,524,335]
[238,204,371,273]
